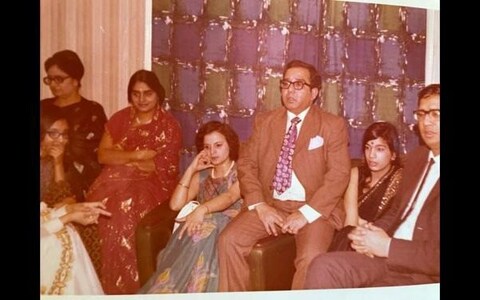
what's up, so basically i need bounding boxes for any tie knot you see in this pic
[291,117,301,125]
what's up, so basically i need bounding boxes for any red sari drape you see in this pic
[86,106,182,294]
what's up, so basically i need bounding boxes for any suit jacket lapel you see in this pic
[294,106,320,155]
[265,110,288,182]
[400,149,430,207]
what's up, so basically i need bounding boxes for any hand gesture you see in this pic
[47,143,66,163]
[256,203,284,236]
[67,202,112,224]
[281,211,308,235]
[348,223,391,258]
[177,205,208,240]
[190,150,214,172]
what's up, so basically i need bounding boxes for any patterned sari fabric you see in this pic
[85,106,182,294]
[328,164,403,252]
[139,165,243,294]
[357,164,403,221]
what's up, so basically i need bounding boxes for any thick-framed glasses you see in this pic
[279,80,313,90]
[413,109,440,121]
[43,76,70,85]
[46,130,69,140]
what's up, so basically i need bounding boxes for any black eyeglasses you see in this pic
[43,76,71,85]
[279,80,313,90]
[413,109,440,121]
[46,130,69,139]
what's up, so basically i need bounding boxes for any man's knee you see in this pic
[304,253,340,289]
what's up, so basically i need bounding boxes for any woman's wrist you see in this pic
[53,158,64,167]
[201,204,210,214]
[59,213,71,225]
[65,203,73,213]
[178,182,189,189]
[178,172,194,189]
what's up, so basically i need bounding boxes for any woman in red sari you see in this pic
[85,70,182,294]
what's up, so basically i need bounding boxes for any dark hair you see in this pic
[418,84,440,104]
[362,121,401,167]
[40,109,69,141]
[127,69,165,105]
[283,60,322,90]
[195,121,240,161]
[44,50,85,86]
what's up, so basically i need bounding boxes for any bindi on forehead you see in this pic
[367,138,388,146]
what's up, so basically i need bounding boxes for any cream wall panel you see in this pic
[40,0,152,118]
[425,9,440,85]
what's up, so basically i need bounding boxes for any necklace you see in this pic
[135,116,152,125]
[211,161,235,179]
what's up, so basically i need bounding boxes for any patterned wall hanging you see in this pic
[151,0,426,171]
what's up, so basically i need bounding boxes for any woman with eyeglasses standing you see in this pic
[41,49,107,202]
[40,109,111,295]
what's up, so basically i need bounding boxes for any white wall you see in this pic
[40,0,152,118]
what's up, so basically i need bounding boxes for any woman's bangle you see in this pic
[178,182,189,189]
[203,204,210,214]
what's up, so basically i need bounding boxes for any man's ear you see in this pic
[311,87,320,102]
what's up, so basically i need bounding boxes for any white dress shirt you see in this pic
[394,152,440,240]
[249,107,322,223]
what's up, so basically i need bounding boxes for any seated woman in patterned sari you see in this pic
[329,121,403,252]
[139,121,243,294]
[85,70,182,294]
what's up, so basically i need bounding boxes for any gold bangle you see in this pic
[178,182,189,189]
[204,204,210,214]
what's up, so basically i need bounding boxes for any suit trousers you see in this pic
[304,251,437,289]
[218,199,335,291]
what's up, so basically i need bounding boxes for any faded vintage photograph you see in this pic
[40,0,439,299]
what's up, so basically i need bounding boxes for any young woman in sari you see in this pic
[329,121,403,251]
[139,121,243,294]
[40,111,110,295]
[85,70,182,294]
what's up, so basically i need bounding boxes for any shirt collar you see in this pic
[287,106,311,123]
[429,151,440,164]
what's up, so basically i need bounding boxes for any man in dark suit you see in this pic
[304,84,440,288]
[218,60,351,290]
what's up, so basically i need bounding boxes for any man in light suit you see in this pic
[304,84,440,288]
[218,60,351,290]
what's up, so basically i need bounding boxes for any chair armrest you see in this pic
[248,234,296,291]
[135,201,177,286]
